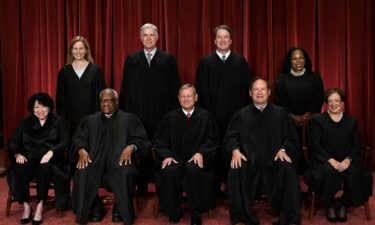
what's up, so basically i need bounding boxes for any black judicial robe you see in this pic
[70,110,150,225]
[119,49,180,137]
[274,71,324,115]
[305,112,372,207]
[224,104,301,224]
[7,114,70,209]
[195,52,251,138]
[153,107,220,216]
[56,63,105,134]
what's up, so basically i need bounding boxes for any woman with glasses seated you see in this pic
[305,88,372,223]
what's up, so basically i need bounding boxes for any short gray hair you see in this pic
[178,84,197,95]
[140,23,158,36]
[99,88,119,99]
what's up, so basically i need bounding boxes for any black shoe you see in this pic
[89,197,106,223]
[89,210,105,223]
[326,207,337,223]
[336,206,347,223]
[112,204,123,223]
[20,208,33,224]
[31,219,42,225]
[191,212,202,225]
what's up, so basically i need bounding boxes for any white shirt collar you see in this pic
[182,107,195,116]
[104,113,113,118]
[253,103,267,111]
[216,50,231,60]
[144,48,157,58]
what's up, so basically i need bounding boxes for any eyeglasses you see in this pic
[100,98,115,104]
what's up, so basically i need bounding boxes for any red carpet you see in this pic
[0,176,373,225]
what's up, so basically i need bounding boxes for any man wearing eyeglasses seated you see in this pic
[71,88,150,225]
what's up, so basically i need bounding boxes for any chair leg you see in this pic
[309,192,316,220]
[208,209,213,219]
[6,190,12,217]
[57,209,63,218]
[364,201,371,220]
[132,196,137,212]
[154,196,159,218]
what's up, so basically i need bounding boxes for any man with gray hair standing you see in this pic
[119,23,180,194]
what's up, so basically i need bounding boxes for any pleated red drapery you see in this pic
[0,0,374,168]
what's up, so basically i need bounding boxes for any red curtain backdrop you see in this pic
[0,0,374,168]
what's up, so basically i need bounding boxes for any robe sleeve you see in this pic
[92,66,106,113]
[56,68,66,117]
[274,74,290,112]
[240,58,251,106]
[119,56,138,111]
[347,120,361,164]
[126,114,151,158]
[195,60,212,111]
[307,73,324,113]
[279,111,300,162]
[7,118,26,157]
[310,118,332,163]
[153,115,174,160]
[223,112,243,159]
[167,56,180,110]
[69,118,90,162]
[197,114,220,157]
[50,117,70,155]
[119,56,131,111]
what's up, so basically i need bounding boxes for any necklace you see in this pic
[290,68,306,76]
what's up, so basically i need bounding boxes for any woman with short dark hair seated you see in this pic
[305,88,372,223]
[7,92,69,225]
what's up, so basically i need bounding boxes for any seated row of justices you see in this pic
[7,81,372,225]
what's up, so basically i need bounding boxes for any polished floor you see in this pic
[0,176,373,225]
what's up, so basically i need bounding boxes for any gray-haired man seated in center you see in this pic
[153,84,220,225]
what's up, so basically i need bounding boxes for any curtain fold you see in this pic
[0,0,374,168]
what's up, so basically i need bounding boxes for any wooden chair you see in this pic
[151,148,214,219]
[100,157,141,217]
[101,192,138,217]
